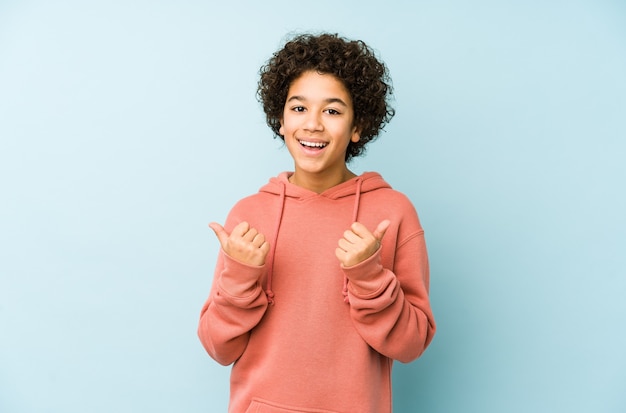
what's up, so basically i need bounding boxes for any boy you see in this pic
[198,33,436,413]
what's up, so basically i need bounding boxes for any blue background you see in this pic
[1,1,625,412]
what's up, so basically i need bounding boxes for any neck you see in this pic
[289,168,357,194]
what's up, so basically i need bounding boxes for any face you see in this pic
[279,70,360,186]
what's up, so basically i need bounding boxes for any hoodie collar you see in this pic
[260,171,390,200]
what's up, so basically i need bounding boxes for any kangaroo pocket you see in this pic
[244,398,341,413]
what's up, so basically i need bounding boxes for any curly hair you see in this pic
[257,33,395,161]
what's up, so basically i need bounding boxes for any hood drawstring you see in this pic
[265,181,286,305]
[342,177,364,304]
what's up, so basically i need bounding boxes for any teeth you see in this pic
[299,140,327,148]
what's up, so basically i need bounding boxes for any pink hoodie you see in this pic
[198,172,436,413]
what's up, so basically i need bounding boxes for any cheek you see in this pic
[279,118,293,137]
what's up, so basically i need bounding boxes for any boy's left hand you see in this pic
[336,220,390,267]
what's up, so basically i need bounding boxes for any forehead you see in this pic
[287,70,352,103]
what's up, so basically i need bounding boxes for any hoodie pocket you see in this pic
[244,398,341,413]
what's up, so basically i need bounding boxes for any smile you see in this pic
[298,140,328,149]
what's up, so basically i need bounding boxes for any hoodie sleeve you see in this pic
[342,221,436,363]
[197,248,269,366]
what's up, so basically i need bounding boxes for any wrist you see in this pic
[219,252,264,298]
[342,249,385,296]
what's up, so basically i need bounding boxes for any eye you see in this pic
[291,106,306,113]
[325,108,341,115]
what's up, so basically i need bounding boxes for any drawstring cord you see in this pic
[342,177,364,303]
[266,175,363,305]
[265,181,286,304]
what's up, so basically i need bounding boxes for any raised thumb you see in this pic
[373,219,391,241]
[209,222,229,247]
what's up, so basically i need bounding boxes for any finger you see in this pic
[231,221,251,238]
[349,222,370,238]
[343,229,361,244]
[259,241,270,257]
[372,219,391,241]
[209,222,229,247]
[337,238,352,252]
[242,227,259,242]
[251,232,266,247]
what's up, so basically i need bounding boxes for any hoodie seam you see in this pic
[397,230,424,248]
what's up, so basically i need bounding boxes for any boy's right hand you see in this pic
[209,221,270,267]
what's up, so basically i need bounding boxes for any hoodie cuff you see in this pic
[342,249,389,298]
[218,251,265,299]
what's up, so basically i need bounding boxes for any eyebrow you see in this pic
[286,95,348,107]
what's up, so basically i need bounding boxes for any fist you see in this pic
[210,221,270,266]
[335,220,390,267]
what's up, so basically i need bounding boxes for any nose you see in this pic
[303,111,323,132]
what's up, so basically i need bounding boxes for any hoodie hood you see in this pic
[258,171,392,304]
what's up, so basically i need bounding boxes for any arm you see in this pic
[338,222,436,363]
[197,221,270,365]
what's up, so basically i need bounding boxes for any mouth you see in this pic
[298,139,328,150]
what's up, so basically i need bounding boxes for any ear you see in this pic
[279,118,285,136]
[350,125,361,143]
